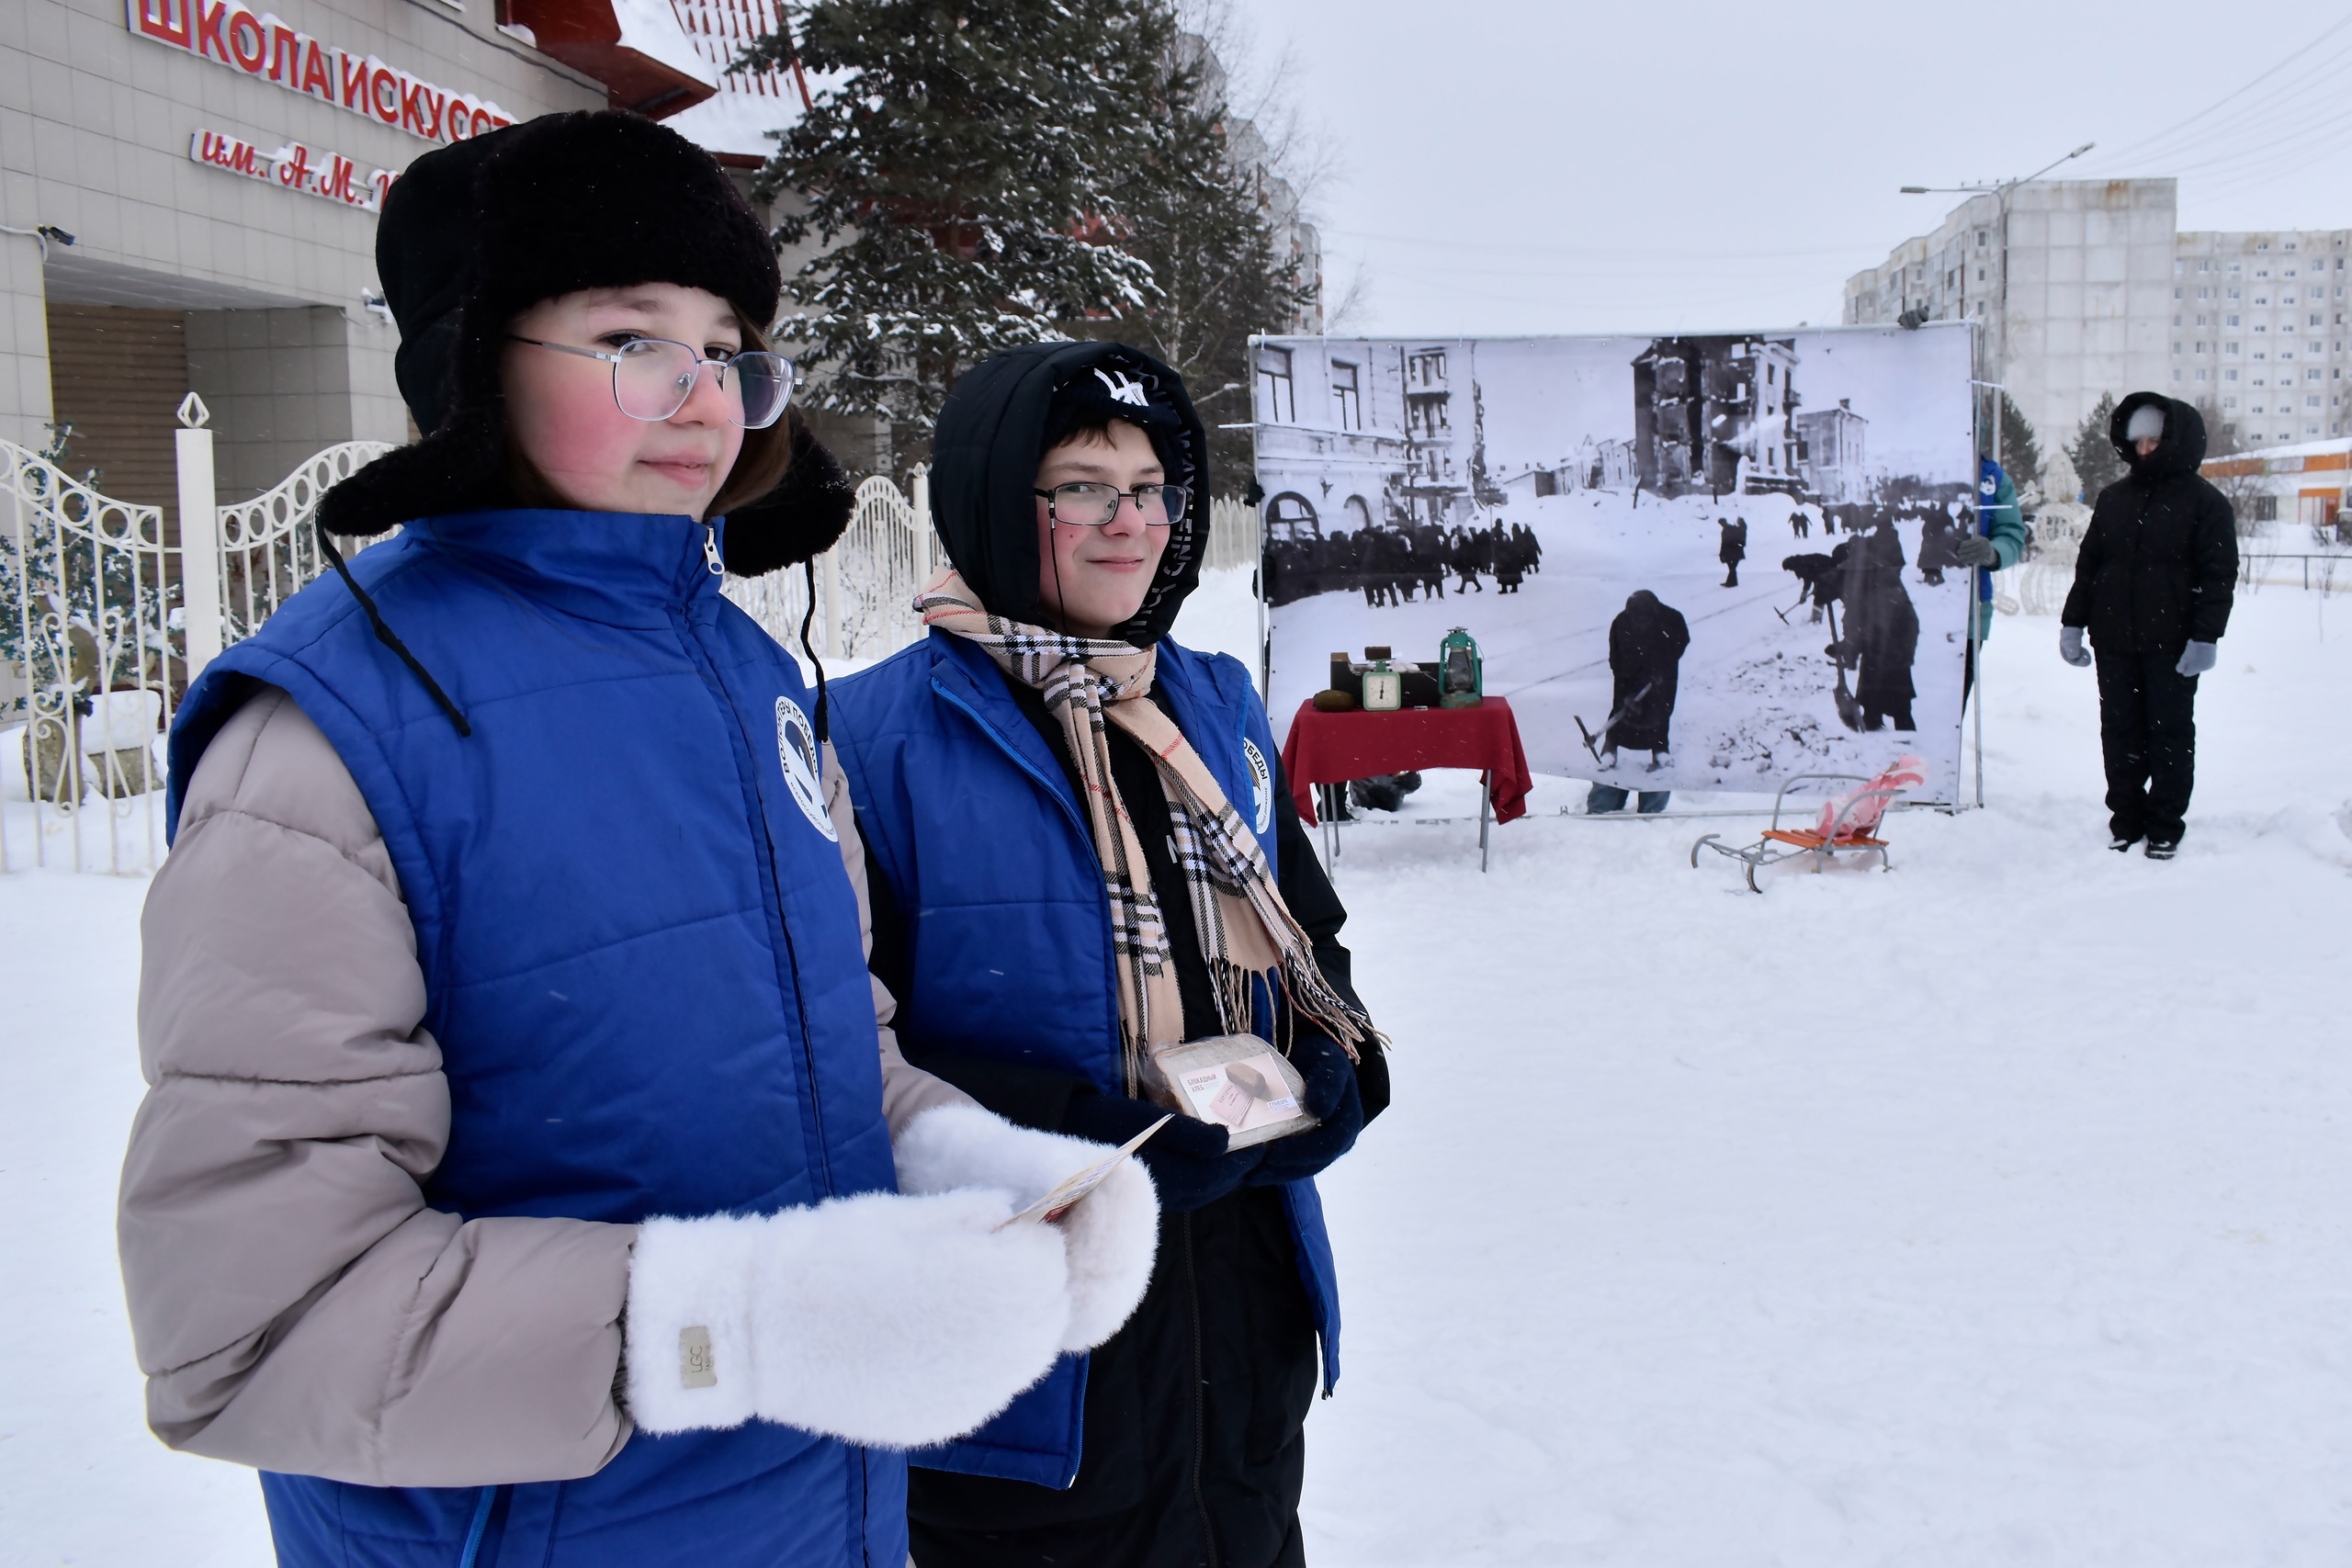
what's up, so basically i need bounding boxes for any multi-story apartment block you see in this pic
[1844,179,2177,462]
[2173,230,2351,451]
[1849,179,2352,460]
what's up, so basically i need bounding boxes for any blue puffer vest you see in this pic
[830,630,1341,1491]
[165,510,905,1568]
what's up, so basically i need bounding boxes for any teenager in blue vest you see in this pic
[831,342,1392,1568]
[117,113,1160,1567]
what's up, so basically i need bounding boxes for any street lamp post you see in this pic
[1902,141,2096,465]
[1897,141,2091,812]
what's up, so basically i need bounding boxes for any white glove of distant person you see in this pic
[895,1104,1159,1352]
[1951,534,2000,569]
[625,1187,1069,1445]
[2176,641,2218,677]
[2060,626,2092,667]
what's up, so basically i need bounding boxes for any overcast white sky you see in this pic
[1232,0,2352,339]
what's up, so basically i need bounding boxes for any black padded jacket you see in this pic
[2062,392,2239,651]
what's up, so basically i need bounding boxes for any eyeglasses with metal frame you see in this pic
[507,334,795,429]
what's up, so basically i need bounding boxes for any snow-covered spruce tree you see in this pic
[1073,28,1315,490]
[2068,392,2123,502]
[747,1,1170,433]
[1995,392,2042,493]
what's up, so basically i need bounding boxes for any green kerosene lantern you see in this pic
[1438,627,1482,708]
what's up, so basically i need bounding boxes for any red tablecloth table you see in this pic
[1279,697,1533,866]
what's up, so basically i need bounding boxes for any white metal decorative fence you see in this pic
[6,402,1261,874]
[722,469,937,664]
[217,440,397,641]
[2,436,180,873]
[1205,495,1260,574]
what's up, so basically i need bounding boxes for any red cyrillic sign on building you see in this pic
[189,127,398,211]
[129,0,515,145]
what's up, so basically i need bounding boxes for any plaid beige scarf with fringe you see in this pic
[917,569,1376,1095]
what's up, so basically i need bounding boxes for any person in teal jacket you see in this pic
[1954,456,2033,696]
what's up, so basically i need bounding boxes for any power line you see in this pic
[2091,9,2352,172]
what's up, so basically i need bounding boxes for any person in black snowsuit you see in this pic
[2059,391,2237,857]
[1835,523,1917,730]
[1719,516,1747,586]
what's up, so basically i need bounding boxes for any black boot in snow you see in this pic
[2145,839,2179,861]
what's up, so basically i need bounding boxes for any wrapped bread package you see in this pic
[1145,1032,1317,1149]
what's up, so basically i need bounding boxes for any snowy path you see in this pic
[4,583,2348,1565]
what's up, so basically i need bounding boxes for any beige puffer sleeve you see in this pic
[119,687,634,1487]
[821,739,975,1135]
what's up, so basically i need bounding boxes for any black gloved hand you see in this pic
[1249,1031,1366,1187]
[1063,1089,1264,1213]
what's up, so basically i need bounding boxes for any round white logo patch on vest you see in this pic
[775,696,837,841]
[1242,737,1273,836]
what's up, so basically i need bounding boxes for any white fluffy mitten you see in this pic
[894,1104,1159,1351]
[625,1188,1070,1445]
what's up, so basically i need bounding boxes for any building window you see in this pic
[2172,370,2182,382]
[2197,368,2210,380]
[2195,341,2207,353]
[1330,360,1361,431]
[1266,491,1318,539]
[2314,314,2326,327]
[2173,342,2182,355]
[2224,396,2239,407]
[1256,346,1295,423]
[2227,369,2240,381]
[2227,344,2241,356]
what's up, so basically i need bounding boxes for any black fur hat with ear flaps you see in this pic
[319,109,853,572]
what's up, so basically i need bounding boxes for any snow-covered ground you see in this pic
[5,575,2349,1566]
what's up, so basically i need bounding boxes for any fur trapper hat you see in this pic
[320,110,851,571]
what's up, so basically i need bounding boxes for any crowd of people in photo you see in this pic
[1263,518,1544,606]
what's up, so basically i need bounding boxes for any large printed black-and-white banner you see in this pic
[1252,325,1977,803]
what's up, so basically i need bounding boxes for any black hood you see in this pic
[930,341,1209,645]
[2109,391,2207,479]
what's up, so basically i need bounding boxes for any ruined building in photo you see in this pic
[1631,336,1803,498]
